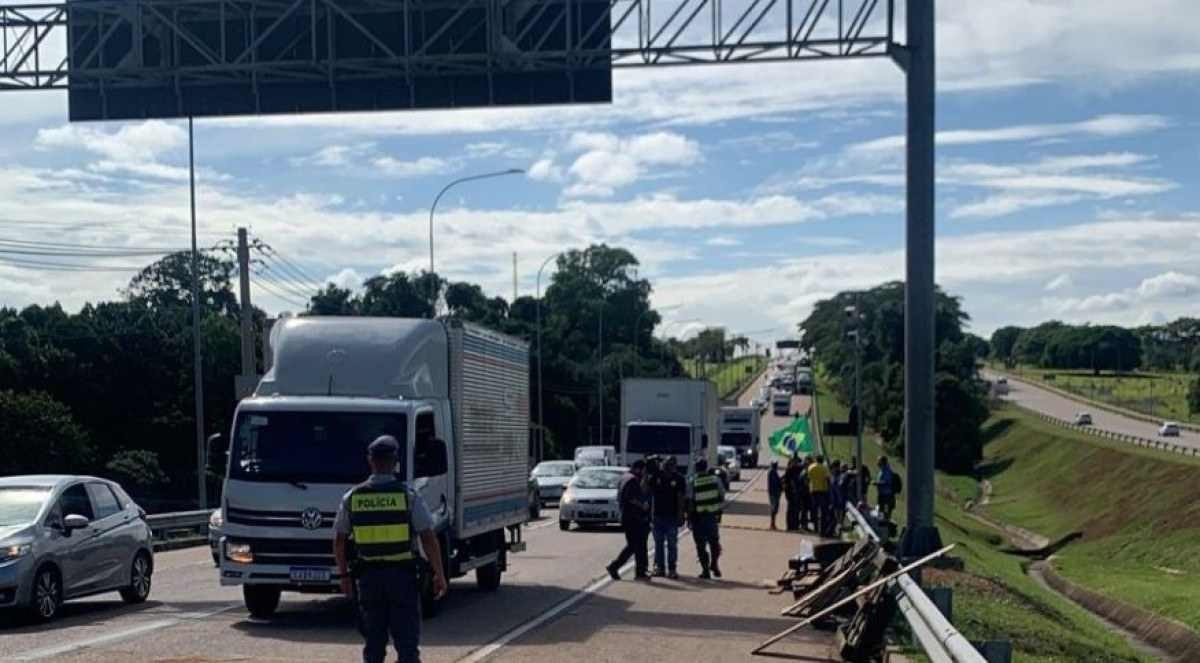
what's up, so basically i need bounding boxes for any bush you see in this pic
[0,390,93,475]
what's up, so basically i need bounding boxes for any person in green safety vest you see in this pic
[334,435,447,663]
[687,458,725,579]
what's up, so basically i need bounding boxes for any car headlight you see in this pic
[0,543,32,563]
[209,510,224,529]
[225,541,253,564]
[561,492,575,505]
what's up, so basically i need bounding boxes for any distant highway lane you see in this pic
[985,369,1200,453]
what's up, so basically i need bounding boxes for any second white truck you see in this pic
[619,378,718,480]
[719,406,760,468]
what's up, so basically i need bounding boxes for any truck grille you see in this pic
[227,506,336,529]
[234,537,336,567]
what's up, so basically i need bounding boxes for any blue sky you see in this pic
[1,0,1198,344]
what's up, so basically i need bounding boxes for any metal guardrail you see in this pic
[1025,408,1200,458]
[845,503,987,663]
[145,509,210,549]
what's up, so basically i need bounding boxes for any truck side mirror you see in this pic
[206,433,227,473]
[414,438,449,478]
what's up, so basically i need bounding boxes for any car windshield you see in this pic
[534,462,575,477]
[230,411,407,484]
[625,425,690,455]
[0,487,51,527]
[571,470,624,489]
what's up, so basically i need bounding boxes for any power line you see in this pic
[252,262,316,302]
[0,255,147,272]
[0,237,187,252]
[250,276,307,309]
[254,255,317,294]
[252,240,323,288]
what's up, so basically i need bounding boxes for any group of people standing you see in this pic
[606,456,725,581]
[766,454,899,537]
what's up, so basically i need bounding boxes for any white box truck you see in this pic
[619,379,718,480]
[719,406,761,468]
[214,317,530,618]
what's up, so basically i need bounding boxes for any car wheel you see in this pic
[119,552,153,604]
[529,494,541,520]
[243,585,281,619]
[29,566,62,622]
[559,519,571,531]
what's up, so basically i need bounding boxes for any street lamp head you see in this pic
[507,168,526,175]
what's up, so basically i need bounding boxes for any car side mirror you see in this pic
[63,514,89,534]
[414,438,449,478]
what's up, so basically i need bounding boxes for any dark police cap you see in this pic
[368,435,400,458]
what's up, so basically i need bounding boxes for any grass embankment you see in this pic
[978,407,1200,632]
[996,364,1198,425]
[813,374,1151,662]
[682,355,766,399]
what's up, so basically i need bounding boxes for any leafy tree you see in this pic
[126,251,239,318]
[359,272,441,318]
[990,326,1023,365]
[0,390,92,475]
[1188,377,1200,416]
[106,449,170,489]
[308,285,358,315]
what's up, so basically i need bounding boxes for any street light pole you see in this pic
[535,252,560,463]
[427,168,524,316]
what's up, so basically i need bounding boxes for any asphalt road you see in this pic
[985,369,1200,452]
[0,374,785,662]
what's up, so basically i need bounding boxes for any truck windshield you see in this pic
[625,425,690,455]
[721,432,752,447]
[230,411,407,484]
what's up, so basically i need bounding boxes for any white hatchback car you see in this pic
[559,466,627,531]
[0,475,154,621]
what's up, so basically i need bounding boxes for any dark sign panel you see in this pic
[67,0,612,121]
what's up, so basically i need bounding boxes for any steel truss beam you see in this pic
[1,0,891,91]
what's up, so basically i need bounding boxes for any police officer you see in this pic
[334,435,448,663]
[688,458,725,579]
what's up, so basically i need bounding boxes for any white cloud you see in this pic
[849,114,1169,153]
[291,143,455,178]
[1136,271,1200,298]
[706,236,741,247]
[1043,273,1073,292]
[372,155,453,178]
[35,120,187,162]
[561,130,703,198]
[328,268,364,290]
[528,158,565,183]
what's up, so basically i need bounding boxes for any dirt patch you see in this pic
[1038,560,1200,662]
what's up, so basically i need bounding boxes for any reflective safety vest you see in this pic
[348,479,415,566]
[692,473,722,514]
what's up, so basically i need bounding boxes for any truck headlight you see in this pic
[225,542,253,564]
[0,543,32,563]
[209,510,224,529]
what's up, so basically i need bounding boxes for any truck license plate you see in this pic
[289,567,331,583]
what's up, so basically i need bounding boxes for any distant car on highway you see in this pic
[1073,412,1093,426]
[559,466,626,531]
[0,475,154,621]
[717,445,742,484]
[992,377,1010,396]
[531,460,577,506]
[1159,422,1181,437]
[208,508,223,565]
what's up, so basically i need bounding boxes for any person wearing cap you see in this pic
[606,459,652,580]
[334,435,447,663]
[688,457,725,579]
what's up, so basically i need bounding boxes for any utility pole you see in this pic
[237,228,254,381]
[512,252,518,303]
[900,0,941,558]
[188,117,207,510]
[597,303,604,446]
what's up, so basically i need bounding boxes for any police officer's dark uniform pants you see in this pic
[691,514,721,572]
[356,566,421,663]
[612,517,650,575]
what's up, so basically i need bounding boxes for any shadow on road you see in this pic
[723,499,769,517]
[0,597,228,633]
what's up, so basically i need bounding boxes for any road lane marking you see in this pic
[458,468,766,663]
[11,603,240,660]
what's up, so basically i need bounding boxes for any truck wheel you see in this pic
[243,586,281,619]
[475,562,502,591]
[559,519,571,531]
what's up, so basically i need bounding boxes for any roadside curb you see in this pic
[1036,560,1200,662]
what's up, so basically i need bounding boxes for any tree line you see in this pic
[990,318,1200,375]
[0,244,686,508]
[799,282,991,474]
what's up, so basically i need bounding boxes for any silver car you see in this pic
[531,461,577,506]
[0,475,155,621]
[559,466,626,531]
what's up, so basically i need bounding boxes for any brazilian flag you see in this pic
[768,416,814,459]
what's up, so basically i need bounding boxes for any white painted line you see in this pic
[458,468,767,663]
[12,603,240,661]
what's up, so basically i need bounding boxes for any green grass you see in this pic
[814,370,1151,662]
[681,355,766,399]
[978,406,1200,631]
[997,363,1198,424]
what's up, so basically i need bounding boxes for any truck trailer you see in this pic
[214,317,529,618]
[619,378,718,481]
